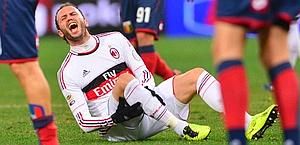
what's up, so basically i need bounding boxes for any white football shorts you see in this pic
[103,77,190,141]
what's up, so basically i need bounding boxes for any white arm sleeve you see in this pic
[57,72,114,133]
[113,32,155,88]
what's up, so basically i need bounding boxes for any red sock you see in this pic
[269,62,299,129]
[217,60,247,129]
[140,52,157,74]
[154,53,175,80]
[37,121,59,145]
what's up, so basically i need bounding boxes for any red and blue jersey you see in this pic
[120,0,164,41]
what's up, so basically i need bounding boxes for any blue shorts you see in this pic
[120,0,164,41]
[217,0,300,31]
[0,0,38,63]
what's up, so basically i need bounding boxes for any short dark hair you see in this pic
[54,2,85,30]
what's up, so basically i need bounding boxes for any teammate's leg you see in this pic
[10,61,59,145]
[213,21,248,144]
[259,24,299,144]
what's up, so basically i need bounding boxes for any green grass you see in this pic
[0,35,292,145]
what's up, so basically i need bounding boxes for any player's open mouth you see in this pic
[68,22,78,33]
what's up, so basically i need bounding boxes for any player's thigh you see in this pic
[213,22,246,65]
[260,0,300,68]
[258,26,290,68]
[154,77,190,121]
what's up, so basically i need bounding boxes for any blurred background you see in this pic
[36,0,216,37]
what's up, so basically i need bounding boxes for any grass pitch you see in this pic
[0,35,289,145]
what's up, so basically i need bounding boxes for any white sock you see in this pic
[196,70,224,112]
[245,113,252,129]
[165,113,188,136]
[196,70,252,128]
[124,79,188,135]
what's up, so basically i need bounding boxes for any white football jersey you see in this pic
[57,32,155,133]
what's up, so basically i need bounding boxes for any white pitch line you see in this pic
[0,104,65,109]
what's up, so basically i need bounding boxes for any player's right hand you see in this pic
[111,97,144,124]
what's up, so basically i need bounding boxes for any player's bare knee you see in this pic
[190,68,204,75]
[187,68,205,82]
[117,73,135,85]
[114,73,135,94]
[176,68,204,87]
[113,73,135,101]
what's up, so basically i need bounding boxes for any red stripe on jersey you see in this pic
[77,112,111,122]
[85,68,132,100]
[59,53,72,89]
[76,112,113,128]
[78,123,100,128]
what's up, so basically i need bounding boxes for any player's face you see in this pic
[56,6,88,43]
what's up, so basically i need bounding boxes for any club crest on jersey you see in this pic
[110,48,120,59]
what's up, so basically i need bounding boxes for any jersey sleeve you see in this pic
[57,71,114,133]
[114,32,155,88]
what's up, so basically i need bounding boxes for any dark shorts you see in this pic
[0,0,38,63]
[120,0,164,41]
[216,0,300,31]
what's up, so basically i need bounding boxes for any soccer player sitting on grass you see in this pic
[55,2,278,142]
